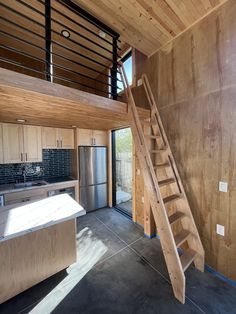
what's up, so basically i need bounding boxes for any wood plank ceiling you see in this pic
[74,0,228,56]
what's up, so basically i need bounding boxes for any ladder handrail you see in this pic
[142,74,205,257]
[119,63,186,303]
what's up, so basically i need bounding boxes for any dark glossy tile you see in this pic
[94,207,144,244]
[130,236,169,279]
[34,248,202,314]
[185,267,236,314]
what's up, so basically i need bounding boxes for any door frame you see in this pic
[111,128,132,218]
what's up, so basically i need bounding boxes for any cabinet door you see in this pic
[77,129,93,146]
[42,127,59,149]
[93,130,107,146]
[3,123,24,163]
[0,124,3,164]
[23,125,42,162]
[60,128,74,149]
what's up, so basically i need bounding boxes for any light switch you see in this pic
[216,224,225,236]
[36,166,41,173]
[219,181,228,193]
[137,169,140,175]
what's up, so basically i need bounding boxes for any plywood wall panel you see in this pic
[132,0,236,281]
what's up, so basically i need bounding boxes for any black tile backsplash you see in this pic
[0,149,72,185]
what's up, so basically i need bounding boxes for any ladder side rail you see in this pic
[120,64,186,303]
[142,74,205,261]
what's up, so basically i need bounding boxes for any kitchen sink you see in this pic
[13,180,48,189]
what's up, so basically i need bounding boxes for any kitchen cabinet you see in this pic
[42,127,74,149]
[23,125,42,162]
[77,129,107,146]
[0,124,4,164]
[4,189,47,206]
[2,124,42,164]
[60,128,74,149]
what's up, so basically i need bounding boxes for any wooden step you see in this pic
[169,211,185,225]
[142,121,158,127]
[153,162,170,170]
[180,249,198,272]
[163,194,182,205]
[150,147,167,153]
[158,178,175,187]
[174,230,191,248]
[145,135,161,139]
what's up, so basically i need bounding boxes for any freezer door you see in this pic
[79,146,107,186]
[80,183,107,212]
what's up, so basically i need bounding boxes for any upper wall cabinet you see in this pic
[2,124,42,164]
[42,127,74,149]
[77,129,107,146]
[0,124,4,164]
[23,125,42,162]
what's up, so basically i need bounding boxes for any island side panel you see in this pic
[0,219,76,304]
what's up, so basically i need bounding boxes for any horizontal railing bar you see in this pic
[5,1,117,63]
[36,0,121,51]
[0,30,122,79]
[0,44,122,90]
[0,56,115,96]
[0,27,116,72]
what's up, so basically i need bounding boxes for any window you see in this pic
[117,51,132,92]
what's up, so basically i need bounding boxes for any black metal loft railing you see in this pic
[0,0,122,99]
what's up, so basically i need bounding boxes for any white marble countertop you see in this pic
[0,194,86,242]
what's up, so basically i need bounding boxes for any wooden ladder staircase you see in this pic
[119,65,205,304]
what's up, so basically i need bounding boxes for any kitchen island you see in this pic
[0,194,86,304]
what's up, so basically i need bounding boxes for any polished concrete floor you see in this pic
[1,208,236,314]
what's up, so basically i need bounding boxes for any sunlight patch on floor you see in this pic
[29,227,107,313]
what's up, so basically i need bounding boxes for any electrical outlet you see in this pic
[137,169,140,175]
[141,196,144,203]
[219,181,228,193]
[36,166,41,173]
[137,78,142,86]
[216,224,225,236]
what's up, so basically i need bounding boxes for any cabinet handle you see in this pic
[57,140,59,148]
[25,153,28,161]
[61,140,62,148]
[21,153,23,162]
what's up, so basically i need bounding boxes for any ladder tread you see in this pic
[169,211,185,225]
[180,248,198,272]
[150,147,167,153]
[174,229,191,248]
[158,178,176,187]
[154,162,170,169]
[163,194,182,205]
[145,135,161,139]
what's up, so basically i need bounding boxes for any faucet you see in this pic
[22,166,26,183]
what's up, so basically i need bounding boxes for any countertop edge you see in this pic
[0,208,86,243]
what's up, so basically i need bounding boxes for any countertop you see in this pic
[0,194,86,242]
[0,177,78,194]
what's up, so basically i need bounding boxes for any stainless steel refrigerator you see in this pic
[79,146,107,212]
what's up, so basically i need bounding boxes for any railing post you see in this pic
[45,0,52,82]
[111,37,118,100]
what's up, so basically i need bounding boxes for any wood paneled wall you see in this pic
[133,0,236,281]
